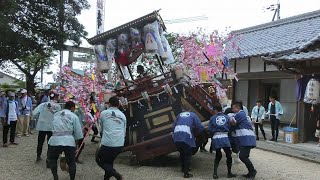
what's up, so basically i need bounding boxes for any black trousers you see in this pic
[37,131,52,157]
[199,129,209,151]
[175,142,192,174]
[228,132,239,154]
[91,124,99,141]
[85,124,99,141]
[48,145,76,180]
[76,138,84,161]
[239,146,255,174]
[3,121,17,144]
[215,147,232,165]
[96,145,123,180]
[270,117,280,140]
[254,123,266,138]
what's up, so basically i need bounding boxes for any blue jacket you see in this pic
[33,101,61,131]
[0,96,8,118]
[40,95,50,104]
[48,109,83,147]
[234,110,256,147]
[17,96,33,116]
[209,112,231,149]
[267,101,283,120]
[209,113,230,134]
[251,106,266,123]
[2,100,20,123]
[172,111,204,147]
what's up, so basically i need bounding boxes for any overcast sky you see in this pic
[44,0,320,84]
[78,0,320,44]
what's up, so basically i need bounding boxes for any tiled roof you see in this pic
[226,9,320,59]
[298,33,320,51]
[262,49,320,62]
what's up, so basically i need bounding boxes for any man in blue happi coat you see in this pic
[172,107,204,178]
[209,104,236,179]
[33,92,61,163]
[231,101,257,179]
[47,101,83,180]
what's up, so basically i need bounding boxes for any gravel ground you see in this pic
[0,132,319,180]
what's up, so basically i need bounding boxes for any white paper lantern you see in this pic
[304,78,320,104]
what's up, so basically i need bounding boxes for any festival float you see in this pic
[60,10,239,163]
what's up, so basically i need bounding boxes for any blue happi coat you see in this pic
[33,101,61,131]
[208,112,231,149]
[172,112,204,147]
[234,110,256,147]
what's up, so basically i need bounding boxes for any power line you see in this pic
[164,15,208,24]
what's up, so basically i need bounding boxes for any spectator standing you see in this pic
[315,119,320,147]
[0,89,8,125]
[251,100,267,140]
[17,89,33,137]
[2,92,20,147]
[266,96,283,142]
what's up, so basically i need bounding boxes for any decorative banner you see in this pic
[141,91,152,111]
[96,0,105,35]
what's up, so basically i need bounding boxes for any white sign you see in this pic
[96,0,105,35]
[285,133,293,143]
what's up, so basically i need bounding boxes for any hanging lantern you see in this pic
[304,78,320,104]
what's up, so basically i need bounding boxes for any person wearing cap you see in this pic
[47,101,83,180]
[172,106,204,178]
[17,89,33,137]
[96,96,126,180]
[33,93,61,163]
[2,92,20,147]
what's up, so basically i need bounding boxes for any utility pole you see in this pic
[266,0,281,21]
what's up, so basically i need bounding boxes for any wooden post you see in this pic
[297,100,306,142]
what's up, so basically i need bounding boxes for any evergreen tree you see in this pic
[0,0,90,93]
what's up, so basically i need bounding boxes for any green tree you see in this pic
[164,32,182,60]
[0,0,90,93]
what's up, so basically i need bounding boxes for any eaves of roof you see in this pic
[88,10,166,45]
[226,9,320,60]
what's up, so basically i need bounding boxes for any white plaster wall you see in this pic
[0,73,18,85]
[266,64,278,71]
[235,80,249,107]
[250,57,265,72]
[236,58,249,73]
